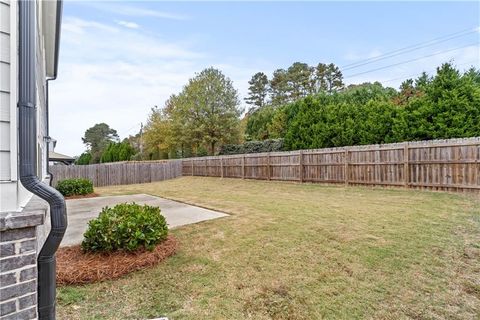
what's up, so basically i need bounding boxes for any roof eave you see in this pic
[42,0,63,78]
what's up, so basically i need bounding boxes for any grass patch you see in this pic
[57,287,86,306]
[57,177,480,319]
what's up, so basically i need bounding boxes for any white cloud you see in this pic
[62,17,119,35]
[61,16,204,61]
[49,17,261,156]
[116,20,140,29]
[80,2,188,21]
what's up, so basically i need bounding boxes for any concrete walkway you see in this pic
[61,194,228,247]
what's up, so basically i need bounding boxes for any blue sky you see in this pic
[50,1,480,156]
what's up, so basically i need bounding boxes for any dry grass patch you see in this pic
[57,177,480,319]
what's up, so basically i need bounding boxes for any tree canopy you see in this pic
[244,61,345,109]
[100,140,136,163]
[143,67,243,158]
[81,123,119,163]
[244,72,269,111]
[76,62,479,163]
[245,63,480,151]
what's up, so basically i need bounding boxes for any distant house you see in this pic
[0,1,67,319]
[49,151,75,165]
[48,139,75,165]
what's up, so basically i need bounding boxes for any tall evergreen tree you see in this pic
[315,63,344,93]
[100,140,135,163]
[245,72,269,112]
[286,62,314,99]
[270,68,290,107]
[81,123,119,163]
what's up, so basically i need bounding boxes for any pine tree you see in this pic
[270,69,290,107]
[286,62,314,99]
[315,63,344,93]
[245,72,269,112]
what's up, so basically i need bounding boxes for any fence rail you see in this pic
[50,160,182,187]
[182,137,480,192]
[49,138,480,192]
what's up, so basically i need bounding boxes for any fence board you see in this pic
[51,138,480,193]
[182,137,480,193]
[50,160,182,187]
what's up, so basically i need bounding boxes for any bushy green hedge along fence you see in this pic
[82,203,168,253]
[56,178,94,197]
[245,64,480,150]
[219,139,284,155]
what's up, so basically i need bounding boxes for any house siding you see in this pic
[0,0,12,182]
[35,13,48,180]
[1,1,57,318]
[0,0,50,213]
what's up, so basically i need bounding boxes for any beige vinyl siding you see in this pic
[0,0,11,181]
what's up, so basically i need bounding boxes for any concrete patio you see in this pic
[61,194,228,247]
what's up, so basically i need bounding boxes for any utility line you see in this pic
[380,60,480,84]
[344,42,479,79]
[341,27,479,70]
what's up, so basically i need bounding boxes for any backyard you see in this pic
[57,177,480,319]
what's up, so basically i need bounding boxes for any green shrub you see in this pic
[75,152,92,165]
[56,178,94,197]
[219,139,285,155]
[81,203,168,252]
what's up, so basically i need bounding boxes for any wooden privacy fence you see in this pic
[182,137,480,192]
[50,160,182,187]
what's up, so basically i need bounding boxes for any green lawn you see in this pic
[57,177,480,319]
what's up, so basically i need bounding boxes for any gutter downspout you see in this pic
[18,1,67,319]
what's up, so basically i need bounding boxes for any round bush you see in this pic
[81,203,168,253]
[56,178,94,197]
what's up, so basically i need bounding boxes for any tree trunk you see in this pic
[211,142,216,156]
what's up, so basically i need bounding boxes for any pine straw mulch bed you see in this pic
[56,236,177,285]
[64,193,99,200]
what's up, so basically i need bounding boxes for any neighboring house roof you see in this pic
[41,0,62,78]
[49,151,75,164]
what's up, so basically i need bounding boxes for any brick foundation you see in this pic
[0,197,48,319]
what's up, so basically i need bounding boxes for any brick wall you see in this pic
[0,197,48,319]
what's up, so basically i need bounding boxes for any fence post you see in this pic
[404,143,409,188]
[344,149,349,186]
[204,158,207,176]
[191,160,194,176]
[220,157,224,178]
[242,155,245,179]
[95,164,99,187]
[267,153,271,181]
[299,150,304,183]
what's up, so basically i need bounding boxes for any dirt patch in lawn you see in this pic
[56,236,177,285]
[65,193,99,200]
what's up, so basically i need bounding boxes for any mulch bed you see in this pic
[64,193,99,200]
[56,236,177,285]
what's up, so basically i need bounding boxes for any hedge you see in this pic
[218,139,284,155]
